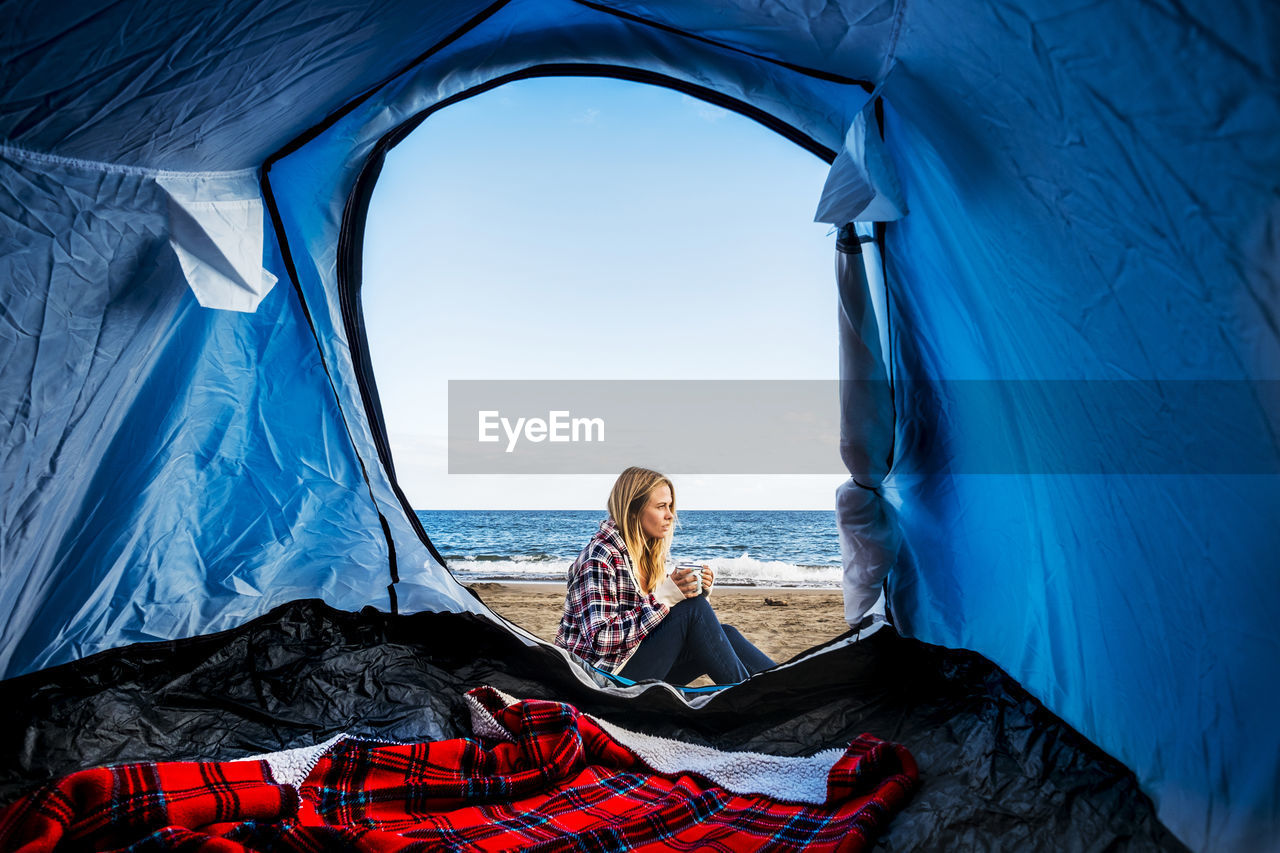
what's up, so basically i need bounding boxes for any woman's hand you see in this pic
[669,565,703,599]
[699,565,714,595]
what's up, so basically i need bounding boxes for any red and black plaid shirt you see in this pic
[555,519,669,672]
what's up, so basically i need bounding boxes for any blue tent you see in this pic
[1,2,1276,849]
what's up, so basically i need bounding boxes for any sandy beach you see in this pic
[467,582,850,672]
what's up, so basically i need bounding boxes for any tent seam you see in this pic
[262,0,512,167]
[867,0,908,99]
[0,142,259,180]
[570,0,875,91]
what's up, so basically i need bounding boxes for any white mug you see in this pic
[676,562,703,595]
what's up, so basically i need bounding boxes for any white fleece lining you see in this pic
[236,733,348,788]
[229,684,847,804]
[466,688,842,805]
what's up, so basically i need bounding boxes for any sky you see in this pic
[362,76,846,510]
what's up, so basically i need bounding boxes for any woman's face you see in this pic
[637,485,674,540]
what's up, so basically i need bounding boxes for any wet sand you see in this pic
[466,582,850,669]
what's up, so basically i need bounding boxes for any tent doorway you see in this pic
[358,76,849,674]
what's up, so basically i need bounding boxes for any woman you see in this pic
[555,466,774,685]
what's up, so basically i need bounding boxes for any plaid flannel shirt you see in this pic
[555,519,669,672]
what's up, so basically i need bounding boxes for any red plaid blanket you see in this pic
[0,687,917,851]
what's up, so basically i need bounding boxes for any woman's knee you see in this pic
[674,593,716,623]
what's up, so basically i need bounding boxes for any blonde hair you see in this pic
[607,466,676,595]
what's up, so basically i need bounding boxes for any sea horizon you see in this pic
[417,508,843,589]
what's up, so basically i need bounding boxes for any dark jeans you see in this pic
[618,594,775,685]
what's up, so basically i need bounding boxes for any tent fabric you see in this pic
[877,6,1280,851]
[0,143,484,676]
[0,600,1186,851]
[0,3,502,170]
[0,1,1277,850]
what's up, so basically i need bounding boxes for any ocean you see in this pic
[417,509,843,588]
